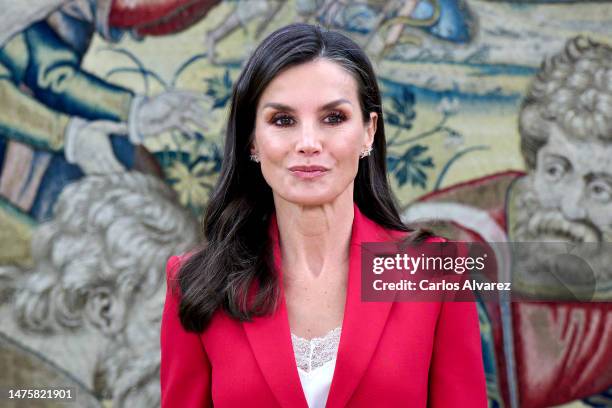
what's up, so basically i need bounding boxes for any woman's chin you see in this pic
[277,191,339,207]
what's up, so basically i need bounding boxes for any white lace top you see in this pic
[290,326,342,408]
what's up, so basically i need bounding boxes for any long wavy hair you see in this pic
[178,23,428,332]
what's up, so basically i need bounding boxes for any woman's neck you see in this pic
[273,191,354,282]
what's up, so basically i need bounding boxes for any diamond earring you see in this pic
[359,146,373,159]
[250,154,260,163]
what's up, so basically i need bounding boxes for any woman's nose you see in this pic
[295,123,322,155]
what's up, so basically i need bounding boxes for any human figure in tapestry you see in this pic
[0,0,217,266]
[404,36,612,408]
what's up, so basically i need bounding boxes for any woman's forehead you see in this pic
[258,60,359,109]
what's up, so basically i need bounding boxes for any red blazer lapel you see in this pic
[241,213,309,408]
[242,203,399,408]
[326,203,398,408]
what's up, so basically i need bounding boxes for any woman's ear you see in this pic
[365,112,378,147]
[250,133,258,155]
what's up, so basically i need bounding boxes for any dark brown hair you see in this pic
[177,23,428,332]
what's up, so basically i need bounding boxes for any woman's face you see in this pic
[252,58,377,207]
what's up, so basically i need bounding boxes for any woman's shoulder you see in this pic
[165,251,196,282]
[165,254,182,278]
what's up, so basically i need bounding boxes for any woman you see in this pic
[160,23,487,407]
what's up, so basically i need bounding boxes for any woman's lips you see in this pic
[289,166,329,179]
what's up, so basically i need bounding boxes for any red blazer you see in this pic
[160,203,487,407]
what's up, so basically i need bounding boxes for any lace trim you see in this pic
[291,326,341,373]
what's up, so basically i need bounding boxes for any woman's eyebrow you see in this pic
[262,98,352,112]
[320,98,352,110]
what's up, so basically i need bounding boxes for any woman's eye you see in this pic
[272,115,294,127]
[324,112,346,125]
